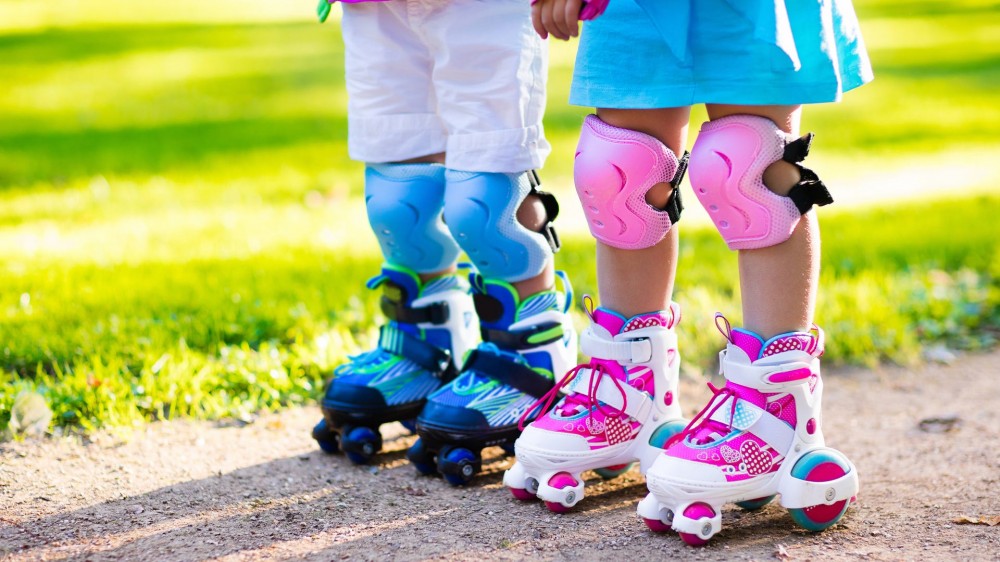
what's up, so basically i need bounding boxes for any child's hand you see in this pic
[531,0,583,40]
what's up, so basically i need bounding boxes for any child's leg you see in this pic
[504,108,691,510]
[593,107,690,316]
[404,0,579,484]
[640,106,856,544]
[706,105,817,338]
[314,2,481,462]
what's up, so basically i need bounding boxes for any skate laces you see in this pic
[517,359,629,431]
[671,382,741,447]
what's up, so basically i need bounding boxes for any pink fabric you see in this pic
[529,0,608,20]
[667,432,781,482]
[579,0,609,20]
[574,115,679,250]
[689,115,802,250]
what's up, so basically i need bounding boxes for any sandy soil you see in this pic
[2,351,998,561]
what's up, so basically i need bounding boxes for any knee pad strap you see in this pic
[689,115,833,250]
[444,170,556,283]
[574,115,687,250]
[365,163,460,273]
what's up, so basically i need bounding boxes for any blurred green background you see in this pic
[1,0,997,433]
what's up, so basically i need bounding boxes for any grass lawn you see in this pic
[0,0,997,433]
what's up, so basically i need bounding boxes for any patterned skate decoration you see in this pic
[409,272,577,485]
[312,263,479,464]
[504,298,686,512]
[639,315,859,545]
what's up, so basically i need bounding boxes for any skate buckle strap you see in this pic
[528,170,562,253]
[707,398,795,452]
[380,296,449,325]
[564,367,653,421]
[481,321,565,350]
[580,328,652,364]
[721,350,818,388]
[378,325,457,381]
[460,348,554,399]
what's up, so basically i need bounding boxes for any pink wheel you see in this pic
[544,472,579,513]
[643,517,671,533]
[788,450,853,531]
[509,487,536,501]
[678,503,716,546]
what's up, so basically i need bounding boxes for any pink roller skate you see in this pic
[504,298,687,512]
[639,315,859,545]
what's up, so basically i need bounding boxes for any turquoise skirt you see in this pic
[569,0,874,108]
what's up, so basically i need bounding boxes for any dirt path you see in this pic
[2,352,998,561]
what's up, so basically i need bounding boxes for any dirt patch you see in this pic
[2,352,998,561]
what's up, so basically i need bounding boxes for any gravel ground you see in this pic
[2,351,998,561]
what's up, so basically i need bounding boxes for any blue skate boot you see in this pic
[312,263,479,464]
[408,271,578,485]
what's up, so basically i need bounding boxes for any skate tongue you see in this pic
[730,329,765,360]
[554,358,626,416]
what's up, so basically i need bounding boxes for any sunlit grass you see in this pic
[0,0,997,433]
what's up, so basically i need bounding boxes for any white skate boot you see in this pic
[639,315,859,545]
[504,299,687,512]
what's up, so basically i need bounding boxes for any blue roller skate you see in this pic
[408,272,578,485]
[313,263,479,464]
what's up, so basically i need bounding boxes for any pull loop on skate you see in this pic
[714,313,733,343]
[582,295,597,321]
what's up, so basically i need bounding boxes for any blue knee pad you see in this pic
[443,170,559,283]
[365,163,460,273]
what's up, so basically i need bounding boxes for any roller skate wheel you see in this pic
[594,463,634,480]
[787,450,853,531]
[735,495,776,511]
[439,447,479,487]
[642,517,672,533]
[678,503,716,547]
[405,438,437,476]
[509,487,537,501]
[544,472,579,513]
[526,477,540,494]
[342,426,381,465]
[311,419,340,454]
[648,419,688,449]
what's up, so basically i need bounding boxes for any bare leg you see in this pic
[593,107,691,317]
[705,104,818,338]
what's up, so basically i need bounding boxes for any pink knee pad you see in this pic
[689,115,833,250]
[574,115,684,250]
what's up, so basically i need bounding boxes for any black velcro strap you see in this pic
[481,321,565,350]
[672,150,690,187]
[783,133,814,164]
[379,325,457,381]
[787,167,834,214]
[461,349,554,399]
[380,296,449,325]
[527,172,562,253]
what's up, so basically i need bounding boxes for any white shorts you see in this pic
[341,0,549,173]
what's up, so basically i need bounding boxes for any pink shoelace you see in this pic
[517,359,630,431]
[669,382,742,448]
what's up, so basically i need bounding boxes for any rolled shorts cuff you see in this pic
[348,114,448,163]
[445,126,550,173]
